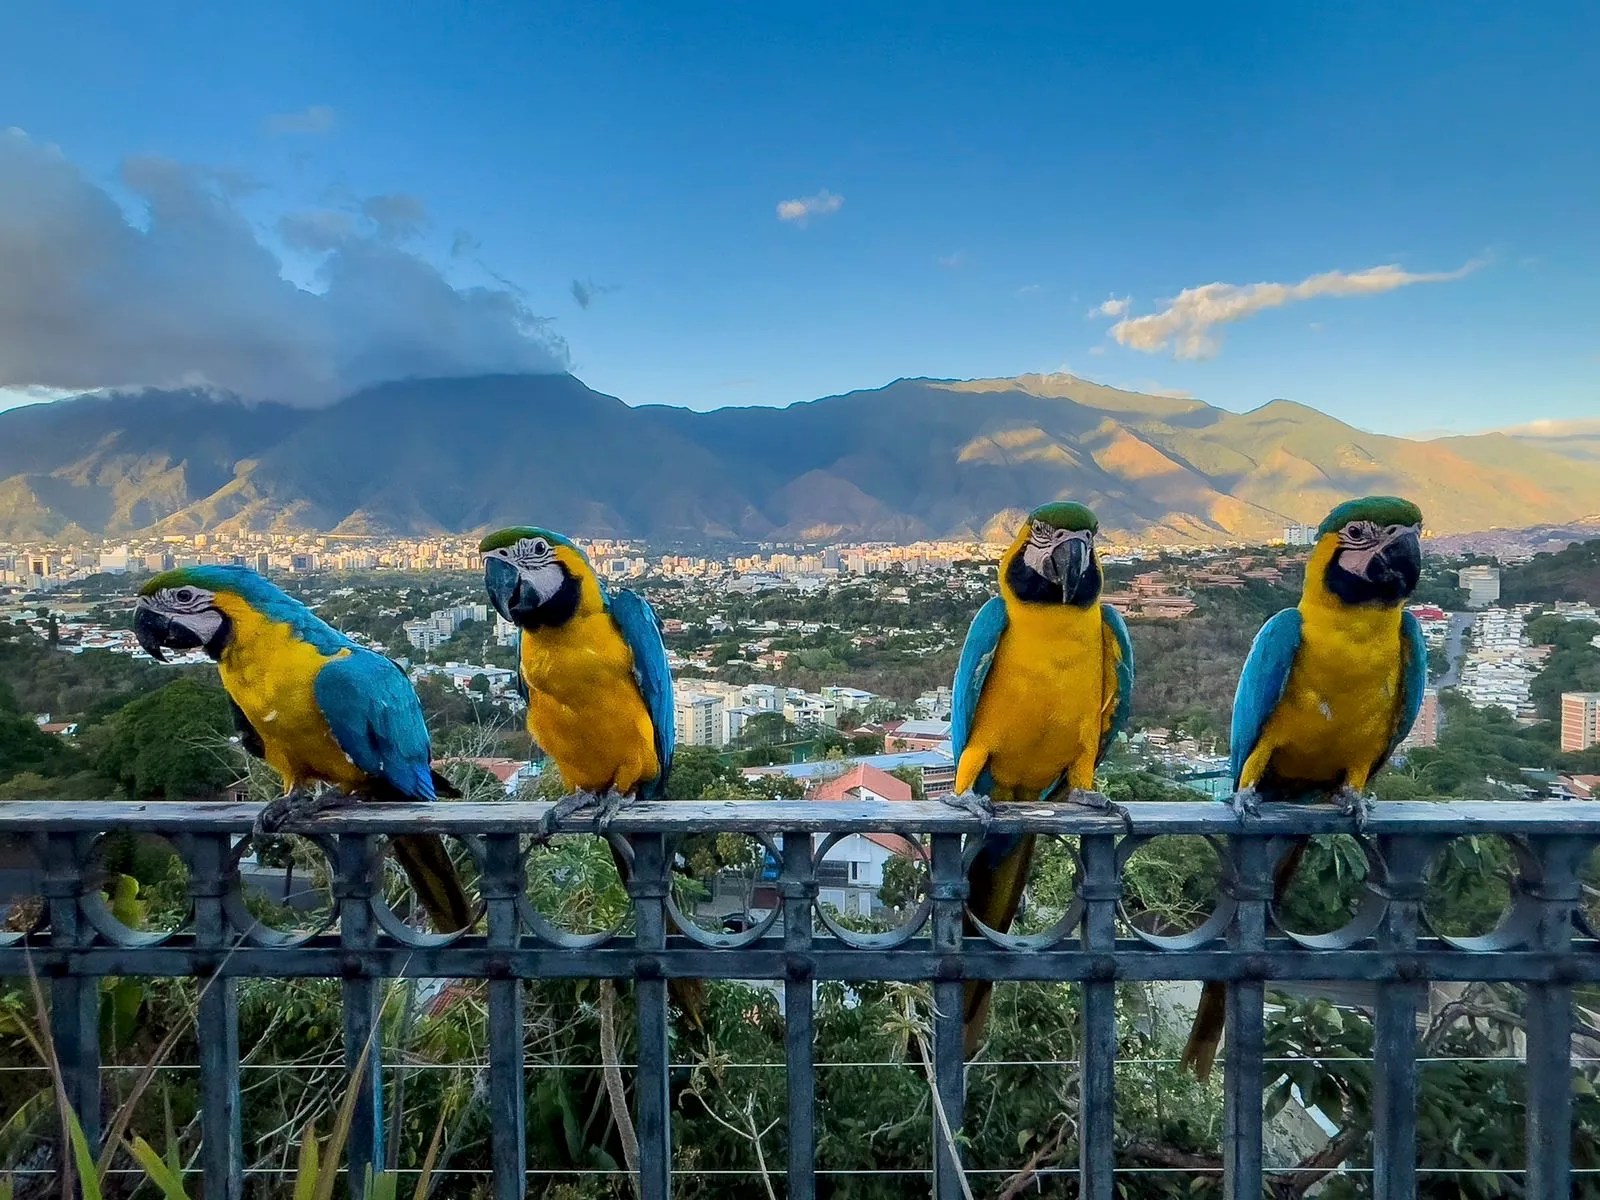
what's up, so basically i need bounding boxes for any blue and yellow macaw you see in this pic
[480,526,704,1024]
[133,565,472,933]
[949,501,1134,1057]
[479,527,673,825]
[1180,495,1427,1079]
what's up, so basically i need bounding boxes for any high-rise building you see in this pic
[1562,692,1600,753]
[1282,524,1316,547]
[1458,565,1501,609]
[1403,689,1439,749]
[675,692,726,746]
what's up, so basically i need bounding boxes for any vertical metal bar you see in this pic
[44,831,100,1153]
[338,833,383,1199]
[929,831,966,1200]
[484,833,527,1200]
[1371,835,1428,1200]
[1222,834,1268,1200]
[1525,835,1582,1200]
[781,830,817,1200]
[190,833,243,1200]
[630,832,673,1200]
[1078,833,1119,1200]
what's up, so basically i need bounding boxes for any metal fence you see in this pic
[0,798,1596,1199]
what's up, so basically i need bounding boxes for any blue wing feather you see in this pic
[314,649,439,801]
[1228,609,1304,789]
[951,597,1007,795]
[1098,603,1135,763]
[1377,610,1429,773]
[608,587,675,798]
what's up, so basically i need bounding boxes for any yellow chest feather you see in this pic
[969,605,1106,796]
[214,603,366,791]
[1255,602,1404,788]
[519,613,659,794]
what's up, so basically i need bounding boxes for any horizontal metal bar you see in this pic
[5,798,1600,835]
[5,945,1597,981]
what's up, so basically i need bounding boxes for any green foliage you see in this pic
[1501,538,1600,605]
[1528,617,1600,720]
[89,677,237,801]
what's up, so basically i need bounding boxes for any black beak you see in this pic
[134,604,199,662]
[1048,538,1090,602]
[484,556,533,624]
[1374,528,1423,595]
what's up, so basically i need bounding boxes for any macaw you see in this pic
[1180,495,1427,1079]
[480,526,704,1023]
[480,527,673,828]
[948,501,1134,1057]
[133,565,473,933]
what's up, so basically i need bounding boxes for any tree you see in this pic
[888,765,926,801]
[90,677,237,801]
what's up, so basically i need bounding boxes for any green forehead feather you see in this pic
[478,526,585,558]
[1317,496,1423,537]
[1027,501,1099,533]
[139,568,204,596]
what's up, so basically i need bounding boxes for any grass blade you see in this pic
[127,1136,192,1200]
[292,1122,320,1200]
[64,1108,102,1200]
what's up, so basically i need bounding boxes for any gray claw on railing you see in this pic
[254,786,345,836]
[1336,786,1374,834]
[592,789,635,837]
[535,789,603,843]
[1228,786,1261,822]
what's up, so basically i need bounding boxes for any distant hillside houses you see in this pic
[403,603,489,653]
[673,681,887,746]
[413,661,519,699]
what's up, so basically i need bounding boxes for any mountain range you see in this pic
[2,372,1597,544]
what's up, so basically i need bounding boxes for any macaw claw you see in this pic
[592,789,636,837]
[254,786,348,836]
[1335,786,1375,834]
[1228,787,1262,821]
[535,789,605,843]
[1063,788,1133,832]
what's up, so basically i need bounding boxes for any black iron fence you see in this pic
[0,798,1596,1198]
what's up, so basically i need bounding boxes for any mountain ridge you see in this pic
[1,372,1596,544]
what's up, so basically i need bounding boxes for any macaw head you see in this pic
[133,565,264,661]
[1002,501,1103,607]
[480,526,591,630]
[1314,495,1424,606]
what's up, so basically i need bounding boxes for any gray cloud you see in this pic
[570,278,619,309]
[1110,262,1479,359]
[0,129,567,405]
[265,105,337,136]
[361,193,427,241]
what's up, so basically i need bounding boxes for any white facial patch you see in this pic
[487,536,566,604]
[1020,521,1094,575]
[1336,521,1420,577]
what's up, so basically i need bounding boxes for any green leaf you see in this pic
[292,1122,320,1200]
[364,1165,398,1200]
[64,1107,102,1200]
[128,1136,193,1200]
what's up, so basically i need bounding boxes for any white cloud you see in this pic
[937,250,968,268]
[1087,344,1106,356]
[776,190,843,224]
[265,105,336,136]
[1090,295,1130,319]
[1110,261,1479,359]
[0,129,567,405]
[1015,283,1044,297]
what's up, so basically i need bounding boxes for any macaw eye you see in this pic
[176,588,195,603]
[532,539,550,556]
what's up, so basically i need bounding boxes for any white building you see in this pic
[821,685,878,712]
[1458,565,1501,609]
[1282,524,1317,547]
[675,691,727,746]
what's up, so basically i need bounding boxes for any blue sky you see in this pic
[1,2,1595,432]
